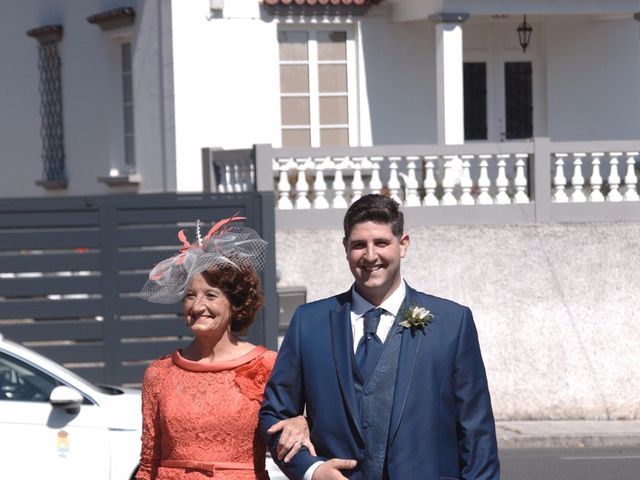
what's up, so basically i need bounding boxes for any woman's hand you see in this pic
[267,415,316,462]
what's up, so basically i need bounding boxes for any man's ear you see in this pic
[399,234,410,258]
[343,237,348,256]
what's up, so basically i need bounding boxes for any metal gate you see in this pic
[0,192,277,385]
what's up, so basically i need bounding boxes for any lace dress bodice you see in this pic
[136,346,277,480]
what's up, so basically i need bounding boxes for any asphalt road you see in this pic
[267,447,640,479]
[500,446,640,480]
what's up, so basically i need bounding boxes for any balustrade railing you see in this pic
[551,151,639,203]
[202,139,640,226]
[270,152,533,209]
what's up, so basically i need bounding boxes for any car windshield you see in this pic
[2,337,103,394]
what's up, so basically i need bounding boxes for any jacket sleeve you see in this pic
[454,307,501,479]
[259,307,326,479]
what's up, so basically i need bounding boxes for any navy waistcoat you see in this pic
[353,325,402,480]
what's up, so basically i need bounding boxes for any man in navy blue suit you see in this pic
[260,194,499,479]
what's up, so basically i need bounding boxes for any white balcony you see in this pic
[203,139,640,229]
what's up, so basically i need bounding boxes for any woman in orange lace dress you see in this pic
[136,217,310,480]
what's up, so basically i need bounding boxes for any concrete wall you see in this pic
[275,221,640,420]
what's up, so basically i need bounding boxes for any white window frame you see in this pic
[278,25,358,147]
[97,28,140,185]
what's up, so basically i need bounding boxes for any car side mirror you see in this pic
[49,385,84,413]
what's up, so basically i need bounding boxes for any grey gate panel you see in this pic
[0,192,277,386]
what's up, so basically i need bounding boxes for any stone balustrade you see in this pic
[202,139,640,227]
[271,152,533,209]
[551,151,639,203]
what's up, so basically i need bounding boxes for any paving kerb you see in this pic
[496,420,640,449]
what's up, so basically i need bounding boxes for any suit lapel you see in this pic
[329,293,364,442]
[389,285,424,443]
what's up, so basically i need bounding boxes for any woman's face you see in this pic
[182,272,233,334]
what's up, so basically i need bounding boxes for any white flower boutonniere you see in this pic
[399,305,434,332]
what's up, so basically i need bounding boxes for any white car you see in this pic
[0,333,141,480]
[0,333,287,480]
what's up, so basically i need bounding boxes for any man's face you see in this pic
[343,221,409,306]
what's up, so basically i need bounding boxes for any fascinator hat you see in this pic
[140,216,267,304]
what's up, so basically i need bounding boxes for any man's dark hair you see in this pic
[343,194,404,239]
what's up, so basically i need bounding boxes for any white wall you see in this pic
[359,17,439,145]
[0,0,171,197]
[546,16,640,141]
[135,0,176,192]
[170,0,281,192]
[169,2,442,192]
[0,1,53,197]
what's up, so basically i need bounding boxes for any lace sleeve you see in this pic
[135,359,167,480]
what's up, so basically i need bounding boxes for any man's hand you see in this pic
[267,415,316,462]
[311,459,357,480]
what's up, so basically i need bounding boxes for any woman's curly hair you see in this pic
[202,264,264,335]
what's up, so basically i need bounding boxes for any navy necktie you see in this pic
[355,308,383,381]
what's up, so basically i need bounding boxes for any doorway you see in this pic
[463,21,545,142]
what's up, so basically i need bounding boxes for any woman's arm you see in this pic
[135,363,164,480]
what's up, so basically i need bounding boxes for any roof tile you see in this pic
[263,0,382,15]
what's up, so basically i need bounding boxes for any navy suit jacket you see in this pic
[259,284,500,480]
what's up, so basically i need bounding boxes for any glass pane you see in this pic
[121,42,131,73]
[319,96,348,125]
[318,65,347,93]
[282,129,311,147]
[280,65,309,94]
[320,128,349,146]
[281,97,310,125]
[123,104,134,134]
[463,62,487,141]
[317,31,347,61]
[122,73,132,102]
[504,62,533,139]
[278,31,309,61]
[124,135,135,166]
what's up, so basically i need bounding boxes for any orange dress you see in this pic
[136,346,277,480]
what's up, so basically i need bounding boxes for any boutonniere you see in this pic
[399,305,434,333]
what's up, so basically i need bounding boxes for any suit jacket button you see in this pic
[362,421,369,429]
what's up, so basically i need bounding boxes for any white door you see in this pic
[0,353,110,479]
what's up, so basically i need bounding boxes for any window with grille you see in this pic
[278,29,355,147]
[27,26,66,186]
[504,62,533,139]
[463,62,488,141]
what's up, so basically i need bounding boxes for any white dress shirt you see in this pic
[302,280,407,480]
[349,280,406,350]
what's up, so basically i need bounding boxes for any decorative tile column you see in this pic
[26,25,66,189]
